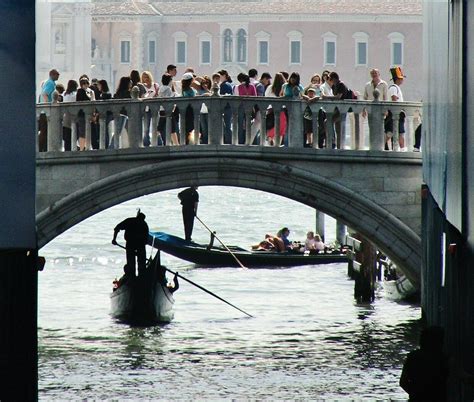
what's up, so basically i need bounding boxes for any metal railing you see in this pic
[36,95,422,153]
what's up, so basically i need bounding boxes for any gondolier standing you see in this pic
[112,211,149,277]
[178,186,199,241]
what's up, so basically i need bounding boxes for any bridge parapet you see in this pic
[36,97,422,153]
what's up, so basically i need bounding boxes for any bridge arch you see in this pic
[36,157,421,286]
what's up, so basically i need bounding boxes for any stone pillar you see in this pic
[336,221,346,245]
[315,210,325,242]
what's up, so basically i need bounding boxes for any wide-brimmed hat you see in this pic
[390,66,406,81]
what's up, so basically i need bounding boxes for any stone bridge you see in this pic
[36,96,423,285]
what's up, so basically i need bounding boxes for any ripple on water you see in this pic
[38,188,420,399]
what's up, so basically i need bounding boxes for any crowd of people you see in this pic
[38,64,419,152]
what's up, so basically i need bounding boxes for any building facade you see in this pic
[38,0,423,100]
[423,1,473,400]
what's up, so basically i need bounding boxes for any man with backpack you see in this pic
[384,67,406,151]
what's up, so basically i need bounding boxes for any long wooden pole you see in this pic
[114,243,253,318]
[195,215,248,270]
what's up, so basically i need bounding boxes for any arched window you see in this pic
[223,29,233,62]
[237,29,247,63]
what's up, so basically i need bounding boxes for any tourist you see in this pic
[304,74,322,98]
[54,83,65,102]
[218,69,234,144]
[234,73,257,144]
[322,71,352,149]
[264,72,287,146]
[317,70,333,148]
[38,69,60,151]
[90,78,101,100]
[110,76,132,149]
[40,68,60,103]
[76,76,95,151]
[178,186,199,241]
[130,69,146,98]
[112,211,149,278]
[385,66,406,151]
[303,87,318,147]
[157,73,179,146]
[62,80,78,151]
[196,75,212,144]
[257,72,272,96]
[141,70,159,147]
[181,72,197,144]
[98,79,113,147]
[280,71,305,99]
[363,68,388,101]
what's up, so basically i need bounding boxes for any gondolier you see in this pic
[178,186,199,241]
[112,211,149,278]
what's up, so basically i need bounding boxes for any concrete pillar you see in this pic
[0,1,38,399]
[0,252,38,401]
[336,221,346,245]
[315,210,325,242]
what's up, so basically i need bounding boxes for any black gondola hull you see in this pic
[148,232,347,267]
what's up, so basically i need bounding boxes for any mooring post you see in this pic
[336,221,346,247]
[315,210,325,242]
[353,234,377,303]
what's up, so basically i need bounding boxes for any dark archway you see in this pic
[36,158,421,286]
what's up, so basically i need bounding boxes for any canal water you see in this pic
[39,187,420,399]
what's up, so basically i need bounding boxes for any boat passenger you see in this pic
[304,231,316,251]
[251,234,277,251]
[112,211,149,277]
[314,234,326,252]
[277,227,292,251]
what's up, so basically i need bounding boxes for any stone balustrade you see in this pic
[35,95,422,152]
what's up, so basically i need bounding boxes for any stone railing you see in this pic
[35,95,422,152]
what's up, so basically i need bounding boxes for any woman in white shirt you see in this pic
[157,73,179,145]
[141,71,159,146]
[62,80,78,151]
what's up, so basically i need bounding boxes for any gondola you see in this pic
[148,231,348,267]
[110,254,175,324]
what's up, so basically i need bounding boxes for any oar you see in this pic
[113,243,253,318]
[165,266,253,318]
[195,215,248,270]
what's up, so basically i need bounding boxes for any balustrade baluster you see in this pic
[260,105,267,146]
[207,98,222,145]
[179,107,187,145]
[368,105,385,151]
[232,107,239,145]
[311,106,318,149]
[84,110,92,150]
[127,102,143,148]
[193,104,201,145]
[392,111,401,151]
[353,112,361,150]
[274,108,281,147]
[151,109,159,146]
[71,117,78,152]
[339,112,347,150]
[325,110,336,150]
[47,107,63,152]
[288,102,303,148]
[99,115,106,150]
[245,107,253,145]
